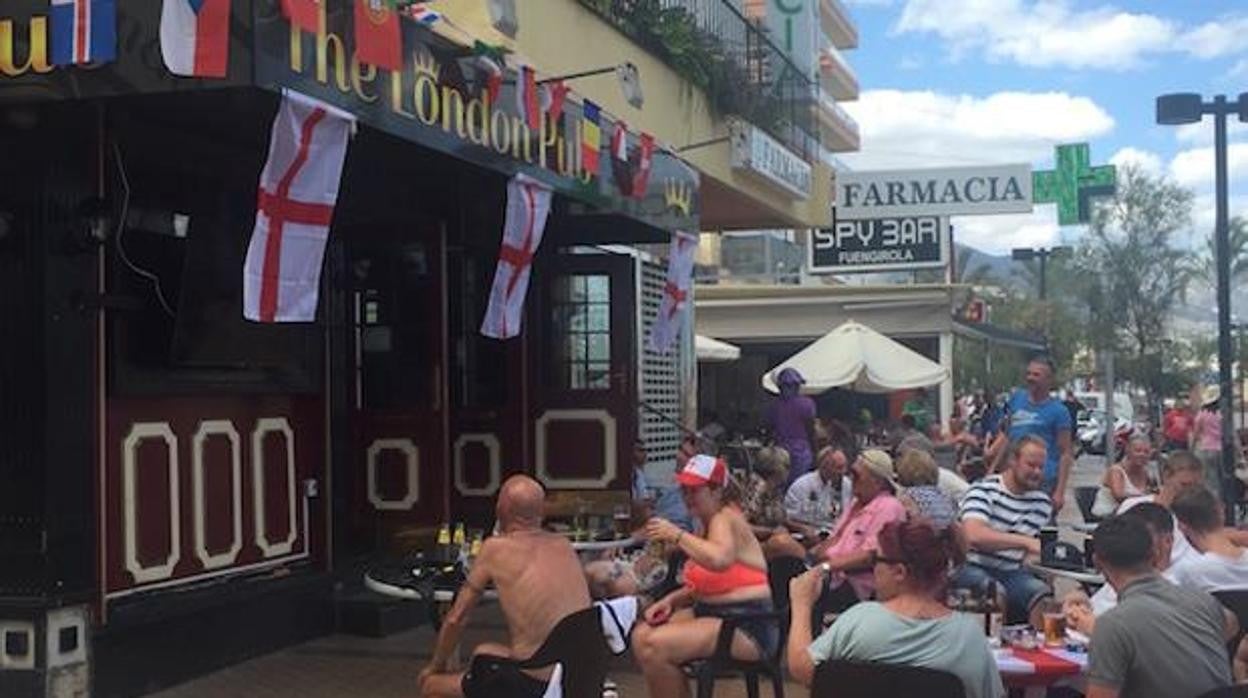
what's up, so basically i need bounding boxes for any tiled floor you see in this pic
[149,456,1105,698]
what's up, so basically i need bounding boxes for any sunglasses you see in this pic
[872,551,906,566]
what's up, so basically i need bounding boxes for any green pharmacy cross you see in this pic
[1033,143,1117,226]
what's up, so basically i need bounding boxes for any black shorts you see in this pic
[692,598,780,659]
[461,654,549,698]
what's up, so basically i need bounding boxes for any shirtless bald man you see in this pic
[418,475,593,698]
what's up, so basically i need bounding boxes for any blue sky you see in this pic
[838,0,1248,254]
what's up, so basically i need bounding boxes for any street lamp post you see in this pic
[1157,92,1248,524]
[1011,246,1070,300]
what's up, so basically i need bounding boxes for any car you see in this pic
[1078,409,1132,455]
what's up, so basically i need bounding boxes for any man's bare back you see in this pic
[477,530,591,659]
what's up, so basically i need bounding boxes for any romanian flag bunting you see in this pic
[280,0,319,32]
[581,100,601,178]
[355,0,403,71]
[516,64,541,131]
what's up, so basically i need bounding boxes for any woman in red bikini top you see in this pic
[632,453,777,698]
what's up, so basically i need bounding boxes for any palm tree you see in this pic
[1203,215,1248,281]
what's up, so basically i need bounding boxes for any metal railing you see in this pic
[579,0,820,160]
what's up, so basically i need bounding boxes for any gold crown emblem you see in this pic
[665,179,692,216]
[412,48,441,80]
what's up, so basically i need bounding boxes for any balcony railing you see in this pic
[578,0,820,160]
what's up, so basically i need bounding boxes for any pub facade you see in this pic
[0,2,709,696]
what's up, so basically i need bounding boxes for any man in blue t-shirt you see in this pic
[998,356,1074,513]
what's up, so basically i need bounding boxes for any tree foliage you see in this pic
[1071,165,1198,412]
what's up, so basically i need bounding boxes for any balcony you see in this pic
[578,0,821,161]
[820,0,858,49]
[815,96,860,153]
[819,44,858,101]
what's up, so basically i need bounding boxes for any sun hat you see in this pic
[1202,385,1221,407]
[676,454,728,487]
[856,449,900,492]
[775,367,805,386]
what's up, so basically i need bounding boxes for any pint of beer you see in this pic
[1042,612,1067,646]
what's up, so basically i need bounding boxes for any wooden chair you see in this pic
[684,556,807,698]
[811,659,966,698]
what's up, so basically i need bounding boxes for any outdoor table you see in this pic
[1026,562,1105,588]
[570,536,643,554]
[995,645,1087,697]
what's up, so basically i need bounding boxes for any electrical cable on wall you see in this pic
[111,141,175,317]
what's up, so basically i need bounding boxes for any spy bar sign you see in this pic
[809,214,949,274]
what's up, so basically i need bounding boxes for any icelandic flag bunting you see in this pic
[517,64,541,131]
[647,231,698,354]
[581,100,601,177]
[481,174,553,339]
[632,132,655,200]
[51,0,116,66]
[280,0,320,32]
[160,0,231,78]
[244,91,355,323]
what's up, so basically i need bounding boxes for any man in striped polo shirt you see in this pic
[953,434,1054,626]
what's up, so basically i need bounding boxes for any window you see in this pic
[550,274,612,390]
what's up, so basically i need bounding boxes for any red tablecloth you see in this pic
[998,647,1085,687]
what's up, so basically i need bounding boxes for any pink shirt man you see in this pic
[823,493,908,598]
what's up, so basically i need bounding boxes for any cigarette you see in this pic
[819,562,831,573]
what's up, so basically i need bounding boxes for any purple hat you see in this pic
[776,368,805,386]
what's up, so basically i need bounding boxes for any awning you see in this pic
[696,335,741,362]
[953,320,1046,352]
[761,320,949,394]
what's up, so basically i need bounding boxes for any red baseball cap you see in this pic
[676,454,728,487]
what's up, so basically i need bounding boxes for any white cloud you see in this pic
[1174,117,1248,146]
[1109,147,1163,178]
[893,1,1248,71]
[1179,17,1248,60]
[841,89,1115,171]
[839,89,1113,253]
[951,208,1061,255]
[1168,143,1248,188]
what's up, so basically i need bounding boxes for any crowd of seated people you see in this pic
[417,424,1248,698]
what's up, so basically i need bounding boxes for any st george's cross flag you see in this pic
[480,174,553,339]
[244,91,354,323]
[647,231,698,354]
[51,0,116,66]
[160,0,231,78]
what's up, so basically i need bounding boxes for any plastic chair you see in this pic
[516,607,610,697]
[1213,589,1248,660]
[1197,686,1248,698]
[811,659,966,698]
[683,556,806,698]
[1075,486,1102,524]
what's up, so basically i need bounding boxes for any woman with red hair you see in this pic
[787,519,1005,698]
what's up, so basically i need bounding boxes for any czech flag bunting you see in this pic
[517,64,541,131]
[50,0,116,66]
[281,0,319,32]
[581,100,601,177]
[160,0,231,78]
[355,0,403,71]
